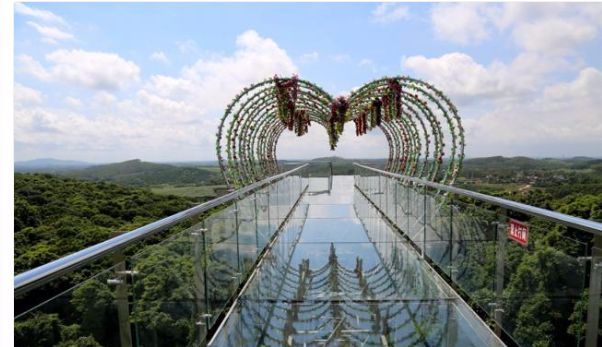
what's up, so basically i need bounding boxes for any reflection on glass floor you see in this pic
[211,176,498,346]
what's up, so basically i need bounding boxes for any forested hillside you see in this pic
[63,159,223,186]
[14,173,196,274]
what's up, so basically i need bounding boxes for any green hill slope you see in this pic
[64,159,223,186]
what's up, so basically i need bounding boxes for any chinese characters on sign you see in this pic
[508,219,529,246]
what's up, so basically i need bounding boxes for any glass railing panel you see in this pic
[203,204,238,245]
[448,198,498,320]
[129,227,202,346]
[407,184,425,245]
[385,176,397,221]
[354,164,602,347]
[424,191,453,277]
[236,194,260,277]
[15,264,125,347]
[497,217,588,347]
[445,197,590,347]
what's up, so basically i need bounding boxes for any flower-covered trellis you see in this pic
[216,75,465,187]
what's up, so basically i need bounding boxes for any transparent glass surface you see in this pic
[214,176,500,346]
[15,264,125,347]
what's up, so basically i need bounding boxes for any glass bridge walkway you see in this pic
[210,175,501,346]
[14,164,602,347]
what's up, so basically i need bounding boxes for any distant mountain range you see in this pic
[15,158,223,187]
[463,156,602,171]
[14,158,94,172]
[15,156,602,185]
[63,159,223,186]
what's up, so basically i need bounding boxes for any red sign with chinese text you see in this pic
[508,219,529,246]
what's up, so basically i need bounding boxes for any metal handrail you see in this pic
[354,163,602,236]
[14,164,308,296]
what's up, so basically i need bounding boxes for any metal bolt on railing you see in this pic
[116,270,138,277]
[107,278,124,285]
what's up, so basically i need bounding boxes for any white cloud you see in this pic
[149,51,169,64]
[14,83,44,105]
[431,3,602,53]
[403,52,560,105]
[465,68,602,156]
[15,30,298,161]
[513,17,597,55]
[19,50,141,91]
[176,39,199,55]
[27,21,74,44]
[177,30,298,109]
[15,3,67,26]
[64,96,83,108]
[431,3,490,45]
[92,91,117,107]
[17,55,52,81]
[372,3,410,24]
[299,51,319,63]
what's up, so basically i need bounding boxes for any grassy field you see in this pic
[149,184,227,200]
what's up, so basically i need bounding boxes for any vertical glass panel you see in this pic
[424,191,453,277]
[15,265,125,347]
[449,198,497,317]
[130,227,202,346]
[236,193,259,277]
[498,217,588,347]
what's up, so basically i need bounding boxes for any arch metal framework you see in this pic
[216,76,465,187]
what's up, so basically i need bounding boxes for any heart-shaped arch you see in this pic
[216,75,465,187]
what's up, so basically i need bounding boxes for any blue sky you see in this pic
[14,2,602,162]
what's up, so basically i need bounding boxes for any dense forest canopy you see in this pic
[14,173,196,274]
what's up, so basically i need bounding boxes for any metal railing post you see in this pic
[234,198,241,284]
[112,251,133,347]
[494,217,506,337]
[192,223,209,346]
[585,235,602,347]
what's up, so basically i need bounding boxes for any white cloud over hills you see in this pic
[15,30,299,162]
[13,3,602,161]
[19,50,141,91]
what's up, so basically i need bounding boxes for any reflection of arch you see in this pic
[216,240,455,346]
[216,76,465,187]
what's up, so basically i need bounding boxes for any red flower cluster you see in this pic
[353,112,367,136]
[328,96,349,149]
[274,74,299,124]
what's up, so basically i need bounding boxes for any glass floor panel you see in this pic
[211,176,501,346]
